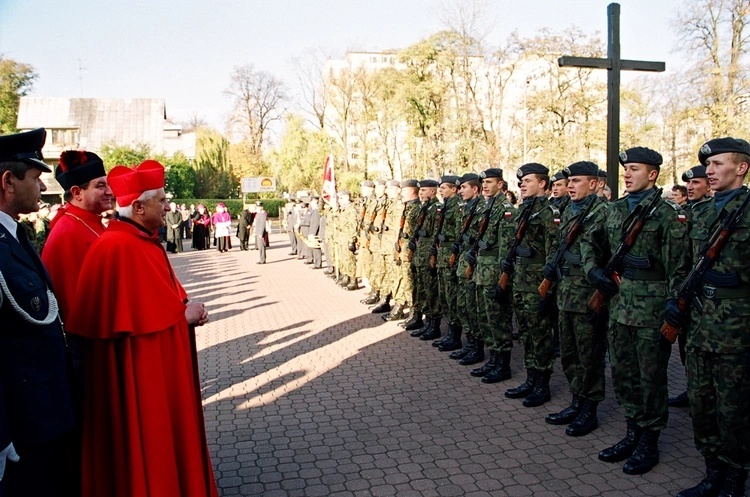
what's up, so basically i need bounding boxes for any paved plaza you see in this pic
[173,232,722,497]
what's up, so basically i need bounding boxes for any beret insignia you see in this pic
[685,169,694,179]
[618,151,628,163]
[699,144,711,156]
[516,170,523,179]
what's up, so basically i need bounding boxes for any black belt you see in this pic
[702,285,750,299]
[560,266,585,277]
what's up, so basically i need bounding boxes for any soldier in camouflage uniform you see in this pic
[585,147,690,476]
[407,180,441,338]
[422,175,460,342]
[385,180,420,322]
[675,138,750,497]
[502,163,559,408]
[465,168,517,383]
[669,164,712,408]
[359,180,381,304]
[323,198,337,277]
[448,174,484,364]
[335,191,360,291]
[370,180,402,314]
[542,161,609,437]
[550,171,571,214]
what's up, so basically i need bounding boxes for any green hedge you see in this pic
[172,198,287,218]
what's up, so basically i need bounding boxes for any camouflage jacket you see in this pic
[550,194,571,217]
[398,199,421,262]
[687,187,750,353]
[336,203,359,246]
[454,196,484,280]
[366,196,387,253]
[358,195,376,244]
[474,195,517,286]
[585,188,690,328]
[414,197,440,266]
[436,195,463,268]
[379,197,402,255]
[554,195,610,313]
[510,196,560,293]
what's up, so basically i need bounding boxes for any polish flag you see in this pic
[322,155,336,202]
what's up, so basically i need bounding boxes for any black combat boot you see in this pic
[470,351,498,377]
[669,390,690,408]
[449,332,474,360]
[677,457,727,497]
[382,303,405,321]
[438,323,462,351]
[481,351,512,383]
[459,337,485,365]
[505,369,537,399]
[623,429,660,475]
[523,371,552,407]
[545,395,581,425]
[566,399,599,437]
[599,419,642,462]
[403,310,424,331]
[345,278,359,291]
[337,275,349,287]
[420,316,442,340]
[361,291,380,305]
[410,317,432,337]
[717,467,748,497]
[370,295,391,313]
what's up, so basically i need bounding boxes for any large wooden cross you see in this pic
[558,3,665,199]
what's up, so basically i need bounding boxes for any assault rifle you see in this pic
[358,198,367,232]
[538,196,597,305]
[364,198,381,249]
[429,201,448,269]
[377,198,389,238]
[406,201,431,263]
[660,189,750,343]
[465,195,499,280]
[394,201,410,262]
[588,187,663,315]
[449,197,481,268]
[498,196,538,291]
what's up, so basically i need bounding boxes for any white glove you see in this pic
[0,442,20,481]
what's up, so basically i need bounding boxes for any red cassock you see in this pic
[67,219,218,497]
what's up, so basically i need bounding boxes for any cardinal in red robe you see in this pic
[67,160,218,497]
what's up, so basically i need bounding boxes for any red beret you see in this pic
[108,160,165,207]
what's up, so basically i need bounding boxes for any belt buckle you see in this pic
[702,285,717,299]
[622,267,635,280]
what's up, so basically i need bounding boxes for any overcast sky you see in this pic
[1,0,686,131]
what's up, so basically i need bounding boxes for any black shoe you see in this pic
[449,335,474,360]
[623,430,660,475]
[717,467,748,497]
[523,371,551,407]
[410,317,431,337]
[459,337,484,365]
[345,281,359,291]
[482,351,512,383]
[304,261,314,265]
[669,391,690,408]
[599,419,642,463]
[371,299,391,314]
[338,275,350,287]
[677,457,727,497]
[546,395,582,425]
[505,369,537,399]
[403,311,424,331]
[361,293,380,305]
[565,399,599,437]
[470,351,499,377]
[438,323,462,351]
[382,304,406,321]
[420,317,442,340]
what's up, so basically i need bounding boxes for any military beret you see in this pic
[56,151,106,190]
[618,147,663,167]
[480,168,503,179]
[516,163,549,179]
[360,180,375,188]
[698,137,750,165]
[418,179,439,188]
[597,169,608,178]
[400,179,419,188]
[563,161,600,178]
[0,128,51,172]
[682,165,707,182]
[385,179,400,187]
[373,179,387,186]
[440,175,459,186]
[457,173,480,185]
[551,171,566,182]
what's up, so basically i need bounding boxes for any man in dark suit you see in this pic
[254,202,268,264]
[0,128,75,496]
[309,196,323,268]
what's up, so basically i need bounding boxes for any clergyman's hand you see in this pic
[186,301,209,326]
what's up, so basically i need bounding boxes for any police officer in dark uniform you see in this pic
[0,129,75,497]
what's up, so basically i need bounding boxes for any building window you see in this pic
[50,129,79,147]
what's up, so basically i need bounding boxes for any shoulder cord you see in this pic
[0,270,60,326]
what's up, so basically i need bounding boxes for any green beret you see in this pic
[480,168,503,179]
[457,173,479,185]
[418,179,439,188]
[618,147,663,167]
[563,161,600,178]
[400,179,419,188]
[698,137,750,165]
[682,165,707,182]
[516,163,549,179]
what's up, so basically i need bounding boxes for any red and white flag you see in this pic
[322,154,336,202]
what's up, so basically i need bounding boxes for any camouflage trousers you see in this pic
[559,310,607,402]
[477,285,513,353]
[437,267,459,326]
[456,277,480,340]
[390,259,413,306]
[371,253,393,295]
[359,246,374,284]
[414,265,440,318]
[608,322,671,431]
[513,290,555,373]
[338,243,357,278]
[687,348,750,469]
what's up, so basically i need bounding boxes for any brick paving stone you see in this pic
[169,233,749,496]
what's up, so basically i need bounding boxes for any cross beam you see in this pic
[558,3,665,199]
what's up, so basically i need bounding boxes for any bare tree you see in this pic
[181,113,208,133]
[290,47,330,130]
[225,64,286,156]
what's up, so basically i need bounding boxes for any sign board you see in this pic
[241,176,276,193]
